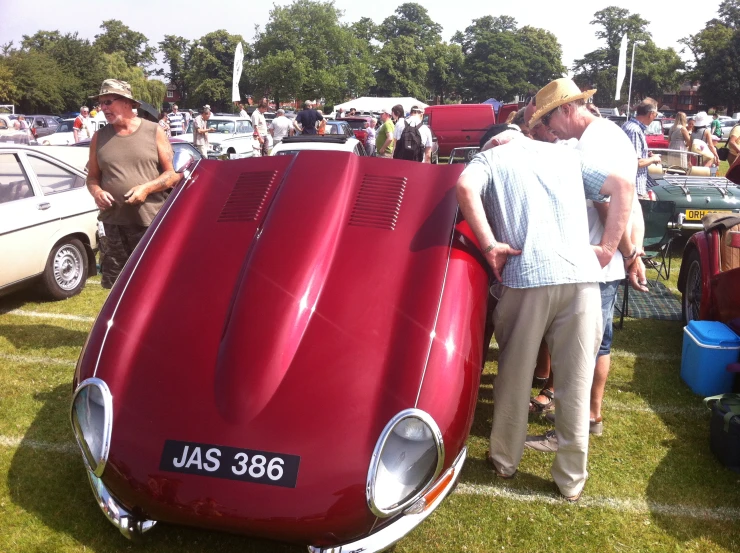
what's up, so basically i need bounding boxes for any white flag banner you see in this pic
[615,34,628,100]
[232,42,244,103]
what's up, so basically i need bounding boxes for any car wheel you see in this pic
[40,238,88,300]
[682,249,702,324]
[465,148,476,162]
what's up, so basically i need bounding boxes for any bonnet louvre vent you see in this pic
[349,175,407,230]
[217,171,277,222]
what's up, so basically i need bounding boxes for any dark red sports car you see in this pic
[70,153,490,551]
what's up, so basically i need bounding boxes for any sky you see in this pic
[0,0,723,76]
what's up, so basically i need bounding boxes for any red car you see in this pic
[70,153,489,550]
[341,116,374,144]
[678,214,740,330]
[646,119,669,149]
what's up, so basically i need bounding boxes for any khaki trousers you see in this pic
[489,283,601,497]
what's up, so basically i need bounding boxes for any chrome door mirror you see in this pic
[173,150,195,174]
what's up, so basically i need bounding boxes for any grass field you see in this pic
[1,261,739,553]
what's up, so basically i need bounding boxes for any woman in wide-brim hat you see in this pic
[690,111,720,166]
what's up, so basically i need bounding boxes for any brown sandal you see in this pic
[529,388,554,414]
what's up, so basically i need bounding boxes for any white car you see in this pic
[721,119,739,140]
[270,135,368,156]
[180,116,256,159]
[0,145,98,299]
[40,117,107,146]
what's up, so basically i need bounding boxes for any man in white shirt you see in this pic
[238,103,248,118]
[523,78,648,451]
[392,105,433,163]
[269,109,293,146]
[251,100,269,157]
[167,105,185,136]
[73,106,94,143]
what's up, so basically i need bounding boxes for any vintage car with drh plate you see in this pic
[70,152,490,551]
[645,149,740,232]
[678,213,740,336]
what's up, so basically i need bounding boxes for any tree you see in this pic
[373,36,429,98]
[379,3,442,49]
[95,20,156,70]
[572,7,681,107]
[452,16,564,102]
[253,50,307,108]
[20,30,107,110]
[425,42,464,103]
[253,0,374,104]
[3,51,67,113]
[159,35,192,106]
[186,30,251,111]
[0,60,19,107]
[102,52,166,108]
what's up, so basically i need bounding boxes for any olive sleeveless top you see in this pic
[96,119,166,226]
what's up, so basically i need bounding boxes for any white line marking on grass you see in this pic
[87,279,101,285]
[610,349,681,362]
[455,483,740,521]
[0,435,76,454]
[0,352,76,367]
[1,309,94,323]
[602,399,706,415]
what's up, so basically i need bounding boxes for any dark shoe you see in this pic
[544,412,603,436]
[524,429,558,452]
[529,388,554,414]
[486,453,517,479]
[532,375,548,388]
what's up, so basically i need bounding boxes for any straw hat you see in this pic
[693,111,712,127]
[528,78,596,127]
[90,79,140,107]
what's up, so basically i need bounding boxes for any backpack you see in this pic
[394,119,424,161]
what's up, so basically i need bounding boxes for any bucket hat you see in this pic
[693,111,712,127]
[529,78,596,127]
[90,79,140,107]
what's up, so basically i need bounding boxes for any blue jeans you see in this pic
[598,279,621,356]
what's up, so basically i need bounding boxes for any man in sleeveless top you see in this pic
[86,79,178,289]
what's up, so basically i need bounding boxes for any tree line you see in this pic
[0,2,735,114]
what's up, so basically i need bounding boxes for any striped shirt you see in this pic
[167,111,185,134]
[621,117,648,196]
[461,138,609,289]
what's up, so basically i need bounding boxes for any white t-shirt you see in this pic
[270,116,293,142]
[251,110,267,136]
[577,118,639,282]
[394,118,433,148]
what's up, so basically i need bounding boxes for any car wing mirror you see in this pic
[173,150,195,174]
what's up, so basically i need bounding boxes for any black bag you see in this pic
[394,119,424,161]
[705,393,740,472]
[718,147,730,162]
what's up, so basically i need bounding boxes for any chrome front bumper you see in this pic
[86,470,157,540]
[308,447,467,553]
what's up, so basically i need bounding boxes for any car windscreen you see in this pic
[345,120,366,130]
[58,121,74,133]
[208,120,236,134]
[647,121,662,135]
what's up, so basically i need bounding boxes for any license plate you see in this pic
[160,440,300,488]
[684,209,732,221]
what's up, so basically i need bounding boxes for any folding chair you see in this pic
[614,199,677,330]
[640,199,678,284]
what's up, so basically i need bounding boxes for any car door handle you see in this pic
[37,202,51,210]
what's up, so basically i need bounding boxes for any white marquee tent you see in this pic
[333,97,429,115]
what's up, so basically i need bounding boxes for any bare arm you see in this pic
[637,155,661,168]
[424,146,432,163]
[124,126,179,205]
[86,132,114,210]
[681,127,691,148]
[456,172,521,281]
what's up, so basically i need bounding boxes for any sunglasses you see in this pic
[100,98,121,107]
[541,107,559,127]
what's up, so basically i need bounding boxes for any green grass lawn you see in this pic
[0,263,738,553]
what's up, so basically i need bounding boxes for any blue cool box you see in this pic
[681,321,740,396]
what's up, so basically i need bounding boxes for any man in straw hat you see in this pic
[86,79,179,289]
[455,117,635,501]
[523,78,649,452]
[621,98,663,198]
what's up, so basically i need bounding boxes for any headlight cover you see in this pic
[70,378,113,477]
[367,409,444,517]
[211,143,222,153]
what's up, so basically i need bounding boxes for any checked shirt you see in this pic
[621,117,649,196]
[461,138,609,289]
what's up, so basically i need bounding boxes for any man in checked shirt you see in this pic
[456,123,634,502]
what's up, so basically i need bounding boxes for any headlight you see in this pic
[211,144,222,153]
[70,378,113,477]
[367,409,444,517]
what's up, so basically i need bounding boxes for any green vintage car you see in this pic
[645,149,740,232]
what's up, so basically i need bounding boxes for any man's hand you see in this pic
[650,154,662,165]
[124,185,149,205]
[93,188,115,209]
[484,242,522,281]
[593,244,616,268]
[628,257,649,292]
